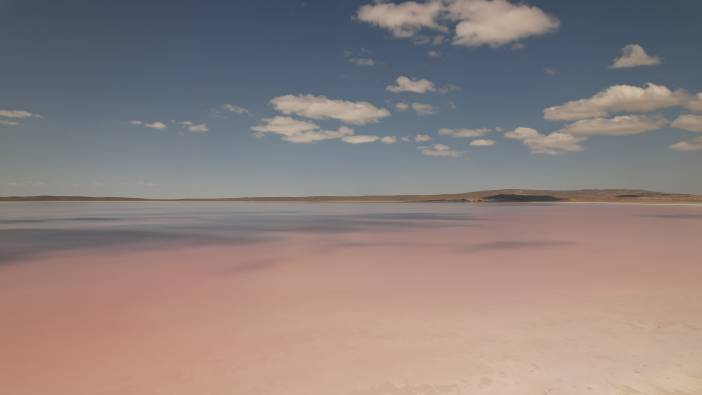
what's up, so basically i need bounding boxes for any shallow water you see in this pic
[1,202,701,394]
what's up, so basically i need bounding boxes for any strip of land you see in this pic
[1,189,702,203]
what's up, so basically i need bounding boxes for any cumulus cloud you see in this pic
[505,127,584,155]
[386,76,436,93]
[415,133,432,142]
[670,136,702,151]
[610,44,662,69]
[396,102,410,111]
[179,121,209,133]
[556,115,668,137]
[411,102,437,115]
[356,0,446,38]
[470,138,495,146]
[420,143,463,157]
[438,127,490,138]
[357,0,559,48]
[544,83,687,121]
[130,120,168,130]
[270,94,390,125]
[342,134,380,144]
[671,114,702,132]
[221,104,250,114]
[381,136,398,144]
[447,0,560,47]
[251,116,354,143]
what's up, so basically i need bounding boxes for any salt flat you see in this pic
[1,203,701,395]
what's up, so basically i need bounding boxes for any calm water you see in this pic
[1,202,701,394]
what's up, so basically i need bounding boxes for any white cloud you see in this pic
[129,120,168,130]
[356,0,446,38]
[396,102,410,111]
[342,135,380,144]
[130,120,167,130]
[252,116,318,134]
[505,127,584,155]
[145,122,168,130]
[544,83,687,121]
[420,143,463,157]
[544,67,558,76]
[251,116,354,143]
[401,136,412,142]
[348,57,376,66]
[270,94,390,125]
[415,133,432,142]
[556,115,668,137]
[610,44,662,69]
[428,50,440,58]
[179,121,209,133]
[671,114,702,132]
[438,127,490,138]
[0,119,20,126]
[221,104,249,114]
[381,136,398,144]
[386,76,436,93]
[670,136,702,152]
[357,0,558,48]
[0,109,37,118]
[686,93,702,112]
[411,102,437,115]
[470,138,495,146]
[447,0,560,47]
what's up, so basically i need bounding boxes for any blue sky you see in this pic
[2,0,702,197]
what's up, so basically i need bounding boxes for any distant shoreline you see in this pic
[2,189,702,204]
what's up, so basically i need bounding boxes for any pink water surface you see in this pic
[1,203,701,394]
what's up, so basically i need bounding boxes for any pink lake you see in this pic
[1,202,701,395]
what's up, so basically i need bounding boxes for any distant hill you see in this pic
[1,189,701,203]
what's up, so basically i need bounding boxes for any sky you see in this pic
[1,0,702,198]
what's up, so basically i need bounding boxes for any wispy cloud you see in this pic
[251,116,354,143]
[221,104,250,114]
[270,94,390,125]
[179,121,209,133]
[439,127,490,138]
[129,120,168,130]
[470,139,496,146]
[419,143,463,157]
[411,102,437,115]
[556,115,668,137]
[341,135,380,144]
[0,119,20,126]
[0,109,39,118]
